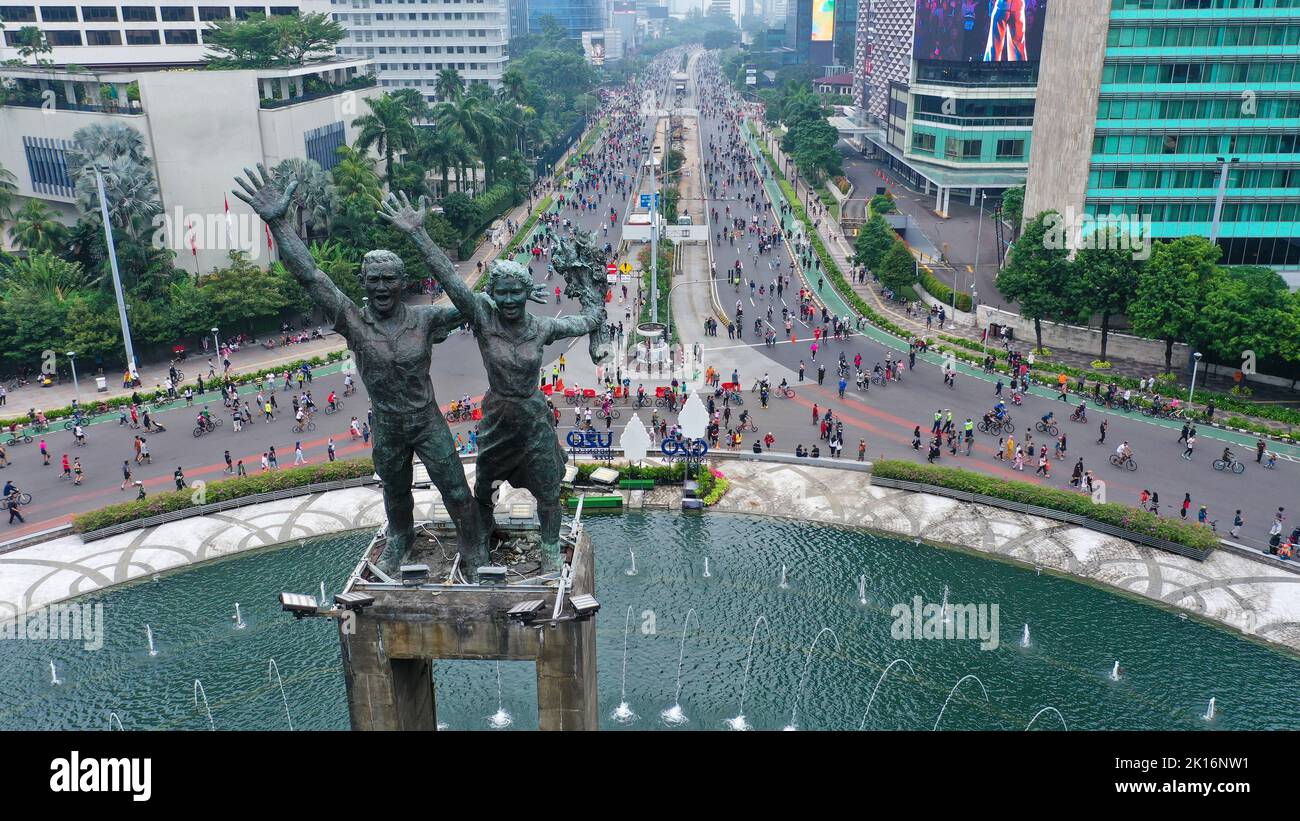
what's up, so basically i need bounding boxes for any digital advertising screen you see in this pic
[811,0,836,42]
[914,0,1049,63]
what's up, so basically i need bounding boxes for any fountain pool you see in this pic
[2,511,1298,730]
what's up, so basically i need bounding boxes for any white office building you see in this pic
[0,2,301,68]
[0,58,380,270]
[303,0,509,104]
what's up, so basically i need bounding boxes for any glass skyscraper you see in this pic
[526,0,606,38]
[1027,0,1300,272]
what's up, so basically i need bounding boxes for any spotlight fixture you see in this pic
[570,594,600,620]
[279,592,319,618]
[400,564,430,586]
[477,566,508,586]
[506,599,547,624]
[334,592,376,612]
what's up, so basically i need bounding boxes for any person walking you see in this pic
[817,363,825,386]
[224,450,233,474]
[120,460,133,491]
[236,459,247,477]
[1231,510,1244,539]
[72,457,84,485]
[40,439,49,466]
[7,486,24,525]
[268,445,279,469]
[1097,419,1109,445]
[1181,433,1196,460]
[1181,493,1192,520]
[327,437,336,462]
[174,466,186,491]
[294,441,306,465]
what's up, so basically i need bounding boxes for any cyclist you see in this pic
[1116,441,1133,462]
[994,400,1007,421]
[1040,411,1055,427]
[778,377,790,394]
[343,374,356,396]
[1072,401,1087,422]
[327,390,338,412]
[738,408,751,430]
[1221,446,1235,467]
[636,384,647,406]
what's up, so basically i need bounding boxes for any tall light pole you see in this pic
[650,144,661,324]
[1188,351,1203,404]
[211,327,220,358]
[964,190,986,318]
[66,351,80,405]
[95,167,139,384]
[1209,156,1238,245]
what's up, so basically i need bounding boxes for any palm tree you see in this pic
[10,199,68,254]
[435,68,464,103]
[0,162,17,223]
[411,127,470,198]
[67,122,160,239]
[274,158,331,240]
[351,93,418,180]
[0,251,97,301]
[499,68,528,106]
[329,146,382,204]
[72,153,160,241]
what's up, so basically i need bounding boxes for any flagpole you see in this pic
[96,167,139,383]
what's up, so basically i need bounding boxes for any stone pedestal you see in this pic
[338,530,598,731]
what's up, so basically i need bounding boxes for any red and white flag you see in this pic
[265,222,273,250]
[186,218,197,257]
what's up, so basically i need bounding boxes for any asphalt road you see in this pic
[4,50,1294,558]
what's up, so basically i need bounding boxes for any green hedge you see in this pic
[872,459,1218,553]
[918,267,973,313]
[71,457,377,534]
[2,351,349,428]
[573,461,729,505]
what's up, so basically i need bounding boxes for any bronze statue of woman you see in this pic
[378,193,611,564]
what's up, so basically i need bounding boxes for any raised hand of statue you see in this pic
[233,163,296,223]
[529,284,550,305]
[376,191,428,235]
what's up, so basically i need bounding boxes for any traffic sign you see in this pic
[639,193,661,209]
[619,262,632,273]
[606,262,617,274]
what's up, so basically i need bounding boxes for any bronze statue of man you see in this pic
[378,192,611,564]
[233,164,485,575]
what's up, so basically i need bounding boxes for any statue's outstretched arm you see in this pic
[233,164,348,314]
[546,294,606,344]
[378,192,483,327]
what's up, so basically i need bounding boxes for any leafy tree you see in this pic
[1128,236,1220,372]
[14,26,52,65]
[205,12,344,67]
[853,213,896,272]
[202,251,291,332]
[1199,265,1293,371]
[1073,230,1143,363]
[878,240,917,294]
[1000,185,1025,239]
[329,145,383,204]
[996,210,1076,354]
[440,192,480,237]
[352,93,418,180]
[868,194,896,216]
[67,123,160,241]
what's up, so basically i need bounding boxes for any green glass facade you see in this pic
[1086,0,1300,266]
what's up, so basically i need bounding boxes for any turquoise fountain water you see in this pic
[4,512,1300,730]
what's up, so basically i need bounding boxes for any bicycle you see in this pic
[8,492,32,506]
[2,432,32,446]
[777,385,795,399]
[1212,458,1246,475]
[1108,454,1138,471]
[444,406,475,423]
[292,419,317,434]
[738,420,757,432]
[324,401,345,416]
[596,407,621,420]
[1035,420,1059,437]
[870,373,886,386]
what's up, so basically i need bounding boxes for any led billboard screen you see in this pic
[914,0,1048,63]
[811,0,836,42]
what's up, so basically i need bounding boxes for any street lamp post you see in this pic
[66,351,80,405]
[1209,156,1239,245]
[1188,351,1204,405]
[211,327,220,358]
[95,167,140,384]
[964,190,987,319]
